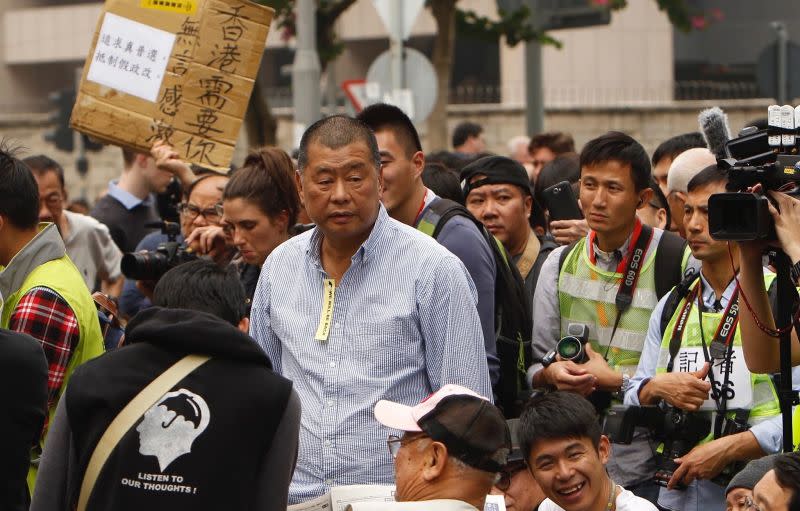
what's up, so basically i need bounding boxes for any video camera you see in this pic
[708,105,800,241]
[121,221,197,281]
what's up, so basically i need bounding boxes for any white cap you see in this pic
[374,384,488,432]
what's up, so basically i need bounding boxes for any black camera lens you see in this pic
[121,251,169,281]
[557,336,584,361]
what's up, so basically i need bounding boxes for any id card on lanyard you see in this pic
[314,278,336,342]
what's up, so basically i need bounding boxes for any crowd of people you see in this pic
[3,104,800,511]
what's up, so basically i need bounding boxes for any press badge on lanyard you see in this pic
[674,346,753,410]
[314,279,336,342]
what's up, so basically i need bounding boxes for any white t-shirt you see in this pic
[347,500,479,511]
[538,488,658,511]
[62,210,123,291]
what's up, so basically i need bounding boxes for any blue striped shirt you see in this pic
[250,205,492,504]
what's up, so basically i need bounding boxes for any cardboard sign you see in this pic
[71,0,273,170]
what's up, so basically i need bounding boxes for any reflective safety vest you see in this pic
[1,253,105,491]
[657,274,781,441]
[557,236,662,377]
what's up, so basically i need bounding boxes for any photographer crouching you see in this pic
[618,165,787,511]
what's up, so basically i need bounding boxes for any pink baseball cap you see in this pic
[374,384,486,432]
[374,384,510,473]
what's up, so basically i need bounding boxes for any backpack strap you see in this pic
[530,238,558,290]
[416,198,469,239]
[659,268,700,363]
[557,239,581,274]
[654,230,689,299]
[76,354,211,511]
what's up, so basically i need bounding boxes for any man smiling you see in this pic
[518,391,657,511]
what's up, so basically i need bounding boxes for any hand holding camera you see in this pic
[184,225,231,265]
[540,324,624,394]
[764,190,800,264]
[667,435,738,490]
[639,362,711,412]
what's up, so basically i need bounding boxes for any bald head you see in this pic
[667,148,716,194]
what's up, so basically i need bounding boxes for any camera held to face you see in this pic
[121,221,197,281]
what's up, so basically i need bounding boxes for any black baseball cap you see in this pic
[460,155,533,198]
[375,384,511,473]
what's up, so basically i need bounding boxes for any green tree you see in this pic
[246,0,358,147]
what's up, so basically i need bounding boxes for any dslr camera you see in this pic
[542,323,590,366]
[709,105,800,241]
[121,221,197,281]
[603,403,711,489]
[604,403,748,489]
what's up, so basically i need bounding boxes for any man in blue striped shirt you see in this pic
[250,115,492,504]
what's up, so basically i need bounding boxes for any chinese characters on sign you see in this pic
[87,13,175,102]
[72,0,273,170]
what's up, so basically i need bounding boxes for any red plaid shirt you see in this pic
[9,286,80,411]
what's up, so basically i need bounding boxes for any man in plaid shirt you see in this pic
[0,145,104,492]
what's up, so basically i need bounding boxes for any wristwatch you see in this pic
[541,349,558,368]
[614,374,631,401]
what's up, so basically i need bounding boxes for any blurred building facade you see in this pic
[0,0,795,201]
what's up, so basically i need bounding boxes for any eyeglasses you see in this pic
[387,434,427,458]
[495,460,528,492]
[178,202,220,222]
[744,496,763,511]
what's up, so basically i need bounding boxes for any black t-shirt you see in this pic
[90,195,160,253]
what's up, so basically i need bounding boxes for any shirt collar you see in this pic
[697,270,739,308]
[591,231,632,264]
[307,203,389,270]
[107,180,151,210]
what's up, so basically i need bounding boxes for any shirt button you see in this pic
[329,361,336,368]
[327,400,334,407]
[325,479,333,485]
[324,439,331,446]
[334,322,341,329]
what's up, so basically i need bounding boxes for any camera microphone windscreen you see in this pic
[698,106,732,160]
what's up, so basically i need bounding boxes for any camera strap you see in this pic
[666,277,741,434]
[589,221,654,359]
[696,280,741,437]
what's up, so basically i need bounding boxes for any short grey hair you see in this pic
[296,115,381,173]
